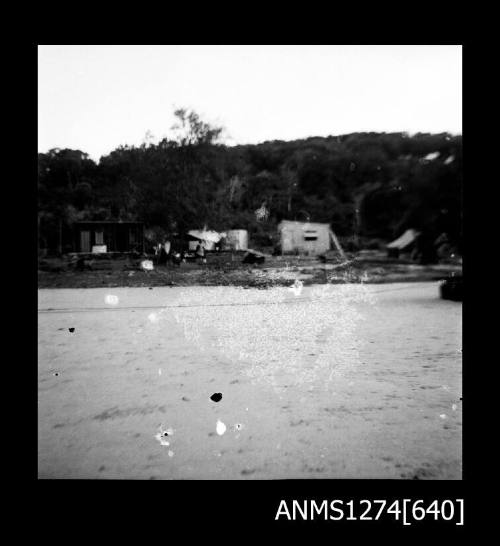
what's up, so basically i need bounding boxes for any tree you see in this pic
[171,108,223,147]
[38,119,462,254]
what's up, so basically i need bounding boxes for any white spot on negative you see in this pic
[148,313,159,323]
[155,425,173,446]
[104,294,119,305]
[289,279,303,296]
[452,404,457,411]
[439,414,447,419]
[216,420,226,436]
[168,450,174,457]
[154,432,170,446]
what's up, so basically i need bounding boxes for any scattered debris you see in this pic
[242,251,265,264]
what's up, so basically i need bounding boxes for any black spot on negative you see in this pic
[210,393,222,402]
[69,328,75,333]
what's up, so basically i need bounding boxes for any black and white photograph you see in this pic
[37,44,462,481]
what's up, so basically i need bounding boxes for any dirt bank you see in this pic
[38,251,462,289]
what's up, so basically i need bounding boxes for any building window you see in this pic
[95,231,104,245]
[304,230,318,241]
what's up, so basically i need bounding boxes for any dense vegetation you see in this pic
[38,109,462,254]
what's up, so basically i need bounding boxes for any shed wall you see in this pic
[74,223,144,253]
[226,230,248,250]
[279,222,330,255]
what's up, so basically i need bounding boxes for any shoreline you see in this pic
[38,268,460,289]
[38,250,462,290]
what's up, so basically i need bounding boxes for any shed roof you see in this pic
[74,221,143,225]
[187,229,226,242]
[386,229,420,249]
[278,220,330,229]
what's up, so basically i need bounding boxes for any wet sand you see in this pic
[38,282,462,479]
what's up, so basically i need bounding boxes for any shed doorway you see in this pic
[80,230,91,252]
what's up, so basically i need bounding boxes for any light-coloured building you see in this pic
[278,220,331,255]
[225,229,248,251]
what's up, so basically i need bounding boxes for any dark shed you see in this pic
[73,221,144,253]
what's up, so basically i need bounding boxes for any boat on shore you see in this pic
[440,274,463,301]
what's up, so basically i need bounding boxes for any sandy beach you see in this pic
[38,282,462,479]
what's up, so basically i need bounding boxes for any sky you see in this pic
[38,45,462,161]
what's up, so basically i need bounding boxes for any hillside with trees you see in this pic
[38,109,462,255]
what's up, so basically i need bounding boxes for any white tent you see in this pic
[187,229,226,251]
